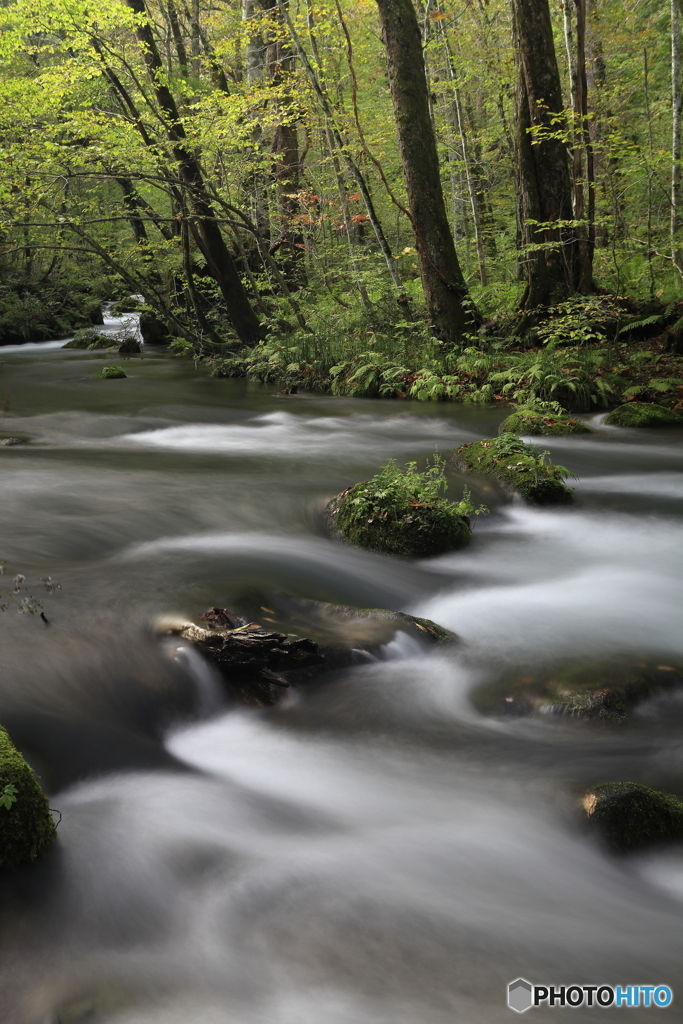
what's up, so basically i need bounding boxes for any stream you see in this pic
[1,313,683,1023]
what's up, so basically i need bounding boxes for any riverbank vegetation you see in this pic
[1,0,683,412]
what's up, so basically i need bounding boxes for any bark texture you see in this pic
[512,0,579,310]
[374,0,477,344]
[124,0,263,344]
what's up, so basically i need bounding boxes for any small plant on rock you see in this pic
[334,455,488,558]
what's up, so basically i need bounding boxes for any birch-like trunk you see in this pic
[671,0,683,282]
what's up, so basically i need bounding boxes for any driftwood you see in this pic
[179,610,324,706]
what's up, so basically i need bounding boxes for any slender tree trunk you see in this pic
[574,0,595,292]
[511,0,579,310]
[122,0,263,344]
[671,0,683,282]
[374,0,479,344]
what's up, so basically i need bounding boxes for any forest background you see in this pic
[1,0,683,412]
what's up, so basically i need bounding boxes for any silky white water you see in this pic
[0,339,682,1023]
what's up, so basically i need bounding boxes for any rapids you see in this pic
[0,319,682,1022]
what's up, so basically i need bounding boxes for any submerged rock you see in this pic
[0,437,26,447]
[93,365,127,380]
[583,782,683,852]
[498,408,591,437]
[0,724,56,870]
[474,660,683,724]
[604,402,682,427]
[449,433,574,505]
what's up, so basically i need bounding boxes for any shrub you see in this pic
[452,432,575,504]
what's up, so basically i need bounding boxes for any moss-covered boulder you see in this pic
[93,364,127,380]
[62,328,111,350]
[326,457,484,559]
[0,725,56,869]
[604,402,682,427]
[449,433,574,505]
[583,782,683,852]
[498,408,591,437]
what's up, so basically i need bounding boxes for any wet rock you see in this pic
[498,408,591,437]
[604,402,682,427]
[583,782,683,852]
[0,724,56,870]
[449,433,574,505]
[139,309,169,345]
[474,661,683,723]
[168,617,325,706]
[93,365,127,380]
[0,437,26,447]
[118,335,141,355]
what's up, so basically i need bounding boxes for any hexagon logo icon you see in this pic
[508,978,533,1013]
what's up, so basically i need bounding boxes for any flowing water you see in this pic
[1,319,682,1023]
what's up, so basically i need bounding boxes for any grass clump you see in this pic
[451,432,575,504]
[0,725,56,869]
[93,364,127,379]
[333,455,487,559]
[499,403,592,436]
[604,402,682,427]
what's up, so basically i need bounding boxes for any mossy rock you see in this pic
[449,433,573,505]
[327,487,471,559]
[498,409,591,437]
[0,724,56,869]
[474,659,683,723]
[93,364,127,379]
[63,328,111,349]
[109,296,143,315]
[583,782,683,852]
[604,402,682,427]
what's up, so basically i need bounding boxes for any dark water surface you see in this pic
[1,324,683,1023]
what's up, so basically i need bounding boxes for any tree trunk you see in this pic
[511,0,579,310]
[123,0,263,345]
[672,0,683,283]
[374,0,478,344]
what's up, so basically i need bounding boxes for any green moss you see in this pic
[0,725,56,869]
[499,409,591,437]
[331,457,484,559]
[450,433,574,505]
[583,782,683,852]
[63,328,111,349]
[93,364,127,379]
[604,402,682,427]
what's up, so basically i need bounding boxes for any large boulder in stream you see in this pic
[0,724,56,870]
[583,782,683,853]
[159,599,457,705]
[62,328,112,349]
[139,308,170,346]
[449,433,574,505]
[325,458,477,558]
[604,402,682,428]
